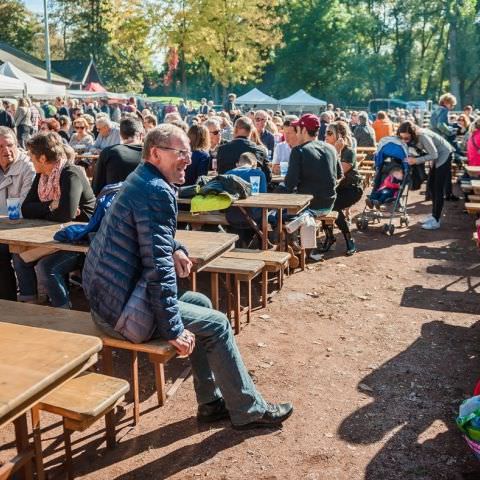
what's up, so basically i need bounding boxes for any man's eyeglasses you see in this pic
[156,145,192,158]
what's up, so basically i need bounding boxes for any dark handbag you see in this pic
[410,164,427,190]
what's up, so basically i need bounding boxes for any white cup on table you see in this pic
[6,198,21,221]
[280,162,289,176]
[250,176,261,195]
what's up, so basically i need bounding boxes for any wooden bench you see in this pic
[465,202,480,215]
[468,194,480,202]
[177,211,229,226]
[204,257,265,334]
[359,168,375,188]
[222,248,291,295]
[0,301,176,425]
[32,373,129,480]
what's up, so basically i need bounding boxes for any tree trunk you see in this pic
[447,6,462,103]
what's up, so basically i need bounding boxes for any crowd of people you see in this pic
[0,88,477,429]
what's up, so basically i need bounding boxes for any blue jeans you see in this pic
[13,251,83,308]
[370,188,396,204]
[92,290,268,426]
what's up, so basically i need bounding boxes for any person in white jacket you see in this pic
[0,126,35,300]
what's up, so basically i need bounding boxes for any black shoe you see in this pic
[445,194,460,201]
[319,237,336,253]
[232,402,293,430]
[197,398,230,423]
[365,197,374,209]
[346,238,357,256]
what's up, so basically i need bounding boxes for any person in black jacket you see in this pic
[92,117,144,195]
[217,116,271,184]
[13,132,95,308]
[0,102,15,130]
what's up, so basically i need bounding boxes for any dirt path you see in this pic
[2,188,480,479]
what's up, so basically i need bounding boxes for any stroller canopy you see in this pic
[374,137,409,171]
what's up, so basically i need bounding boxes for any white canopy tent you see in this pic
[66,89,128,101]
[0,62,65,99]
[236,88,278,107]
[279,89,326,113]
[0,74,24,97]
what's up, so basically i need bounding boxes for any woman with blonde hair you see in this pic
[184,124,210,185]
[249,128,268,157]
[70,117,94,149]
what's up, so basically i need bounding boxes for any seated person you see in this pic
[0,127,36,300]
[82,124,293,429]
[14,132,96,308]
[217,116,271,184]
[272,115,298,175]
[367,166,404,208]
[69,117,94,150]
[225,152,267,246]
[184,124,210,186]
[90,117,121,152]
[92,117,144,195]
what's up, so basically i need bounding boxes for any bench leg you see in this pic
[31,407,45,480]
[234,276,241,334]
[13,413,34,480]
[63,422,74,480]
[105,410,116,449]
[261,270,268,308]
[210,273,219,310]
[225,273,232,321]
[131,351,140,425]
[247,278,252,323]
[102,346,114,376]
[152,361,166,406]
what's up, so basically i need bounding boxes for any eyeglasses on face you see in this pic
[326,131,335,136]
[75,125,85,129]
[156,145,192,158]
[210,130,220,135]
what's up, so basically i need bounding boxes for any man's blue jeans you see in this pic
[92,290,268,426]
[13,251,83,308]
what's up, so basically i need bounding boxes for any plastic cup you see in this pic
[6,198,21,221]
[250,176,261,195]
[280,162,289,176]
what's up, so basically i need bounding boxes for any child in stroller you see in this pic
[366,166,404,209]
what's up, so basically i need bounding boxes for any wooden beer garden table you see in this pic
[0,217,237,272]
[177,192,313,250]
[466,166,480,178]
[0,322,101,480]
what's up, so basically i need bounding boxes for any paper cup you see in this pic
[280,162,289,176]
[6,198,21,220]
[250,176,261,195]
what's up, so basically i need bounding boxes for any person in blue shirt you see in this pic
[226,152,267,246]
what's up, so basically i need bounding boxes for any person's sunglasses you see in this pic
[75,126,85,130]
[156,145,191,158]
[326,131,335,136]
[210,130,220,135]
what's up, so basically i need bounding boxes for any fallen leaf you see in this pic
[258,314,271,320]
[359,383,373,392]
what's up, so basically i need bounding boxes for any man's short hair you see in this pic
[143,124,187,160]
[0,126,16,143]
[170,119,188,132]
[120,117,144,139]
[234,116,253,134]
[254,110,268,120]
[204,118,221,130]
[143,114,157,126]
[238,152,257,167]
[96,117,112,128]
[283,115,299,127]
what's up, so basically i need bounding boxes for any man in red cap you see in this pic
[285,113,342,215]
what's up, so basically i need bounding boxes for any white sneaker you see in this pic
[422,218,440,230]
[421,215,434,224]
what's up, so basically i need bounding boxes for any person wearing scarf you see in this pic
[13,132,95,308]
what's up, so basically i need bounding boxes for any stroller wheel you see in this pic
[382,223,390,235]
[389,224,395,236]
[400,216,409,227]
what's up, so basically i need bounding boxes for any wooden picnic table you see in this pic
[470,180,480,195]
[356,146,377,155]
[0,217,237,271]
[0,322,101,480]
[178,193,312,249]
[466,166,480,178]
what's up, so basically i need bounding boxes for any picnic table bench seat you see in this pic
[467,194,480,202]
[465,202,480,215]
[204,258,265,334]
[0,300,176,426]
[32,373,129,479]
[177,211,229,226]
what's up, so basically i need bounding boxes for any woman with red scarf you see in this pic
[13,132,95,308]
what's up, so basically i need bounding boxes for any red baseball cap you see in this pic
[291,113,320,131]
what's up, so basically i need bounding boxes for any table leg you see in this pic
[261,208,268,250]
[210,273,219,310]
[31,407,45,480]
[276,208,284,251]
[13,413,34,480]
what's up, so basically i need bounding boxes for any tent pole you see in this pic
[43,0,52,83]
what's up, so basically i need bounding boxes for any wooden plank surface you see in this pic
[178,193,312,211]
[0,217,237,269]
[470,180,480,194]
[465,202,480,214]
[466,166,480,178]
[203,257,265,275]
[0,322,102,428]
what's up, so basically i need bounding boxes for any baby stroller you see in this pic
[356,137,410,236]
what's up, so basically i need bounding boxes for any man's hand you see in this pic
[407,156,417,165]
[168,329,195,357]
[173,249,192,278]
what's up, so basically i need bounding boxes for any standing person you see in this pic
[430,92,459,201]
[254,110,275,158]
[58,116,71,143]
[0,127,35,300]
[272,115,298,174]
[204,118,222,170]
[398,121,454,230]
[224,93,238,120]
[318,112,331,141]
[467,118,480,167]
[178,100,188,120]
[285,114,342,214]
[14,132,95,307]
[82,124,293,429]
[323,121,363,255]
[184,124,210,186]
[92,118,144,195]
[0,101,15,130]
[14,98,32,149]
[55,97,69,117]
[29,101,42,134]
[199,98,209,115]
[372,111,394,142]
[353,112,376,147]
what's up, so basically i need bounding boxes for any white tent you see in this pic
[0,62,65,99]
[0,74,24,97]
[279,89,326,113]
[236,88,278,106]
[66,89,128,101]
